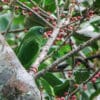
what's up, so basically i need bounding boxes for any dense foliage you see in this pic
[0,0,100,100]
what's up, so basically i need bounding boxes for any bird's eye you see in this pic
[39,29,44,33]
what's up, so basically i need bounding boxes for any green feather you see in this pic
[17,26,45,68]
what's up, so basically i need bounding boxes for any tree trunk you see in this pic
[0,34,41,100]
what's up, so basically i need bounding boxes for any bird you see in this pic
[16,26,46,69]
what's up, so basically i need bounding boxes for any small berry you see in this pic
[77,16,82,20]
[60,29,64,32]
[32,7,39,12]
[28,12,32,16]
[56,37,61,41]
[74,84,79,88]
[68,26,74,30]
[71,95,77,100]
[98,72,100,77]
[50,17,55,21]
[15,6,19,10]
[64,92,68,96]
[55,96,61,100]
[68,71,73,75]
[60,97,65,100]
[61,14,65,18]
[95,74,99,79]
[46,30,52,37]
[73,17,77,21]
[58,33,64,38]
[52,21,56,26]
[89,10,94,14]
[91,78,96,83]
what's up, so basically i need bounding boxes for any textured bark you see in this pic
[0,34,41,100]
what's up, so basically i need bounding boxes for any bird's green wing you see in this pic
[17,38,40,69]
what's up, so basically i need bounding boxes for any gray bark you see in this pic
[0,34,41,100]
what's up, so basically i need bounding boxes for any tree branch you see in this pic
[35,34,100,78]
[16,0,54,28]
[0,34,41,100]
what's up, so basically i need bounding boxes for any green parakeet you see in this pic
[17,26,45,68]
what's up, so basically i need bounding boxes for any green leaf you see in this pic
[81,91,90,100]
[43,72,63,87]
[0,13,9,32]
[54,80,70,96]
[93,0,100,8]
[90,89,100,100]
[74,69,90,84]
[41,78,53,96]
[43,0,56,12]
[82,47,93,56]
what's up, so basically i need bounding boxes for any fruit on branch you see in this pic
[64,92,68,96]
[91,77,96,83]
[91,71,100,83]
[32,7,39,13]
[73,84,79,88]
[61,14,65,18]
[71,95,77,100]
[16,26,46,68]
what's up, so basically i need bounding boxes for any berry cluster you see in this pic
[70,16,82,22]
[86,10,94,20]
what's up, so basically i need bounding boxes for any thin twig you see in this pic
[1,28,26,35]
[55,0,60,24]
[4,10,14,36]
[16,0,54,28]
[29,0,50,18]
